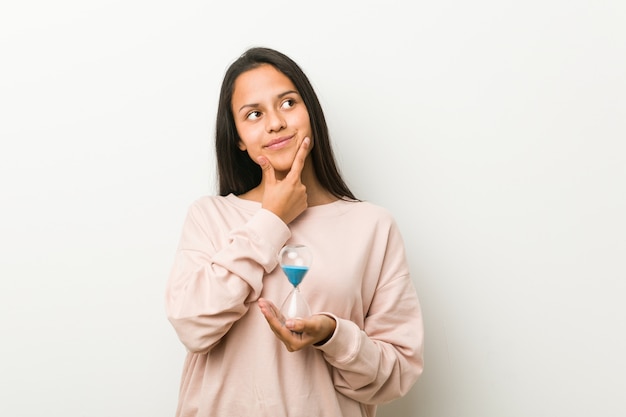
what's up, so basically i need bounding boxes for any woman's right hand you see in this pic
[258,298,336,352]
[257,137,310,224]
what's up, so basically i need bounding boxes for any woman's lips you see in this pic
[264,135,294,150]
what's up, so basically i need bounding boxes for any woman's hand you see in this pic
[258,137,310,224]
[258,297,336,352]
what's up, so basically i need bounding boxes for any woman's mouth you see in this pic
[264,135,294,150]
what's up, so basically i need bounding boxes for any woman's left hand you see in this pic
[258,298,336,352]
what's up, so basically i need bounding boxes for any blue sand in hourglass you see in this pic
[281,265,309,287]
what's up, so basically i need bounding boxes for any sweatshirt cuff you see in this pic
[246,208,291,272]
[313,313,362,363]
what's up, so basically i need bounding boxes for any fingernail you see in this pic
[285,319,294,328]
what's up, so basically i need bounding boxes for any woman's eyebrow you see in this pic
[238,90,300,113]
[277,90,299,98]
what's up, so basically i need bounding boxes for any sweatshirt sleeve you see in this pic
[166,200,291,354]
[314,220,424,405]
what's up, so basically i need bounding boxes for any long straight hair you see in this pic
[215,47,357,200]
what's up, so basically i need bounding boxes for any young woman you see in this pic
[166,47,424,417]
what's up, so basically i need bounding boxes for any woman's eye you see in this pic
[281,99,295,109]
[246,111,261,120]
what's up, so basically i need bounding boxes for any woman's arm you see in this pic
[316,272,424,404]
[166,200,290,353]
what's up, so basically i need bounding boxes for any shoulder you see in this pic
[188,194,259,213]
[347,201,408,249]
[189,194,227,208]
[306,199,402,239]
[182,194,253,227]
[187,195,227,214]
[344,199,397,226]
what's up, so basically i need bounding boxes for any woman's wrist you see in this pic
[313,314,336,346]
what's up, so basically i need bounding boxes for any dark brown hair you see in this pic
[215,47,356,200]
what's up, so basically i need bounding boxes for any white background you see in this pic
[1,1,625,416]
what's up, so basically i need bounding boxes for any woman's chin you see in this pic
[266,157,295,174]
[273,168,290,179]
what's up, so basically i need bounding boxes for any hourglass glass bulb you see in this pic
[279,245,312,320]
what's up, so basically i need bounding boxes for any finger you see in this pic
[285,318,306,333]
[260,298,281,318]
[257,156,276,184]
[267,314,304,346]
[259,299,317,350]
[287,137,310,179]
[276,324,310,351]
[258,298,285,326]
[287,315,334,345]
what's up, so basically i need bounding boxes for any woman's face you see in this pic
[231,64,312,175]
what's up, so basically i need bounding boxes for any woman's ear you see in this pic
[238,140,247,151]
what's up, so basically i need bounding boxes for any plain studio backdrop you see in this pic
[1,1,624,416]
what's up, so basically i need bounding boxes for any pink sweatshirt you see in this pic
[166,194,424,417]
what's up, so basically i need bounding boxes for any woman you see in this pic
[166,47,424,417]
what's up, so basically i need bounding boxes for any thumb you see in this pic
[257,156,275,182]
[285,318,306,333]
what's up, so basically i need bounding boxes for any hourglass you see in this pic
[279,244,312,320]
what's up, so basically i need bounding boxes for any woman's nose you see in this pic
[265,110,286,132]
